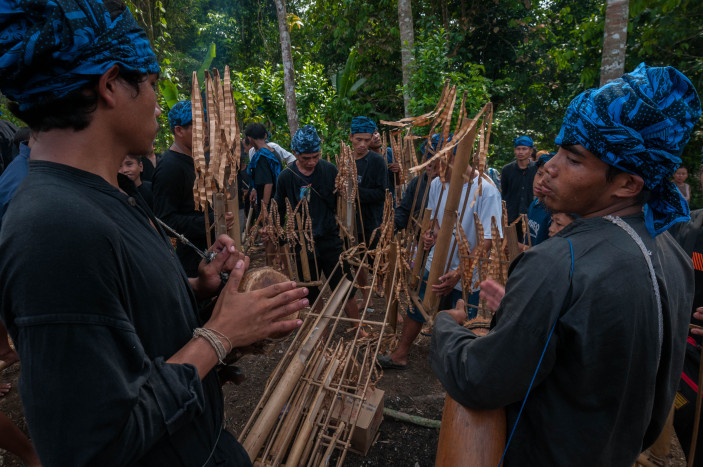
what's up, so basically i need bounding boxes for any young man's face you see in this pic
[296,152,321,172]
[119,155,143,183]
[350,132,372,158]
[533,166,546,198]
[370,131,382,149]
[514,145,532,162]
[541,145,617,217]
[122,73,161,157]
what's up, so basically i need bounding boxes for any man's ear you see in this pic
[97,65,122,109]
[612,172,645,200]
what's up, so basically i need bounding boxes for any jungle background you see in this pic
[1,0,702,205]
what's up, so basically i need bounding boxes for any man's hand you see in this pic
[249,188,257,203]
[440,299,467,325]
[479,279,505,312]
[190,234,243,299]
[225,211,235,230]
[422,229,437,251]
[388,161,400,173]
[431,269,461,296]
[206,256,309,348]
[691,307,703,336]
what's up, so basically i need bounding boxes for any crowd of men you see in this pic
[0,1,702,466]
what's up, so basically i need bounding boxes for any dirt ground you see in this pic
[0,247,690,466]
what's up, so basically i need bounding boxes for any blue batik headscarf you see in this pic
[350,116,377,135]
[291,124,321,154]
[0,0,160,111]
[555,63,701,237]
[168,100,192,129]
[537,153,554,167]
[247,147,282,184]
[514,136,534,147]
[420,133,454,159]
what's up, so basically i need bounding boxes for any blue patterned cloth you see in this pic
[291,124,320,154]
[513,136,534,147]
[350,116,376,135]
[420,133,453,159]
[0,0,160,111]
[555,63,701,237]
[537,153,554,166]
[246,147,282,182]
[168,100,192,129]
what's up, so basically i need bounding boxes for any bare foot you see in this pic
[0,382,11,397]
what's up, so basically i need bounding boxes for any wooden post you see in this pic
[213,193,228,238]
[435,396,505,467]
[384,240,399,332]
[242,278,352,460]
[421,123,477,319]
[296,212,312,282]
[227,197,242,250]
[410,209,432,289]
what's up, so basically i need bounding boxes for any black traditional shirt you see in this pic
[0,161,250,466]
[431,215,692,466]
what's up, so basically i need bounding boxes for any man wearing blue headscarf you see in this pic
[430,64,700,466]
[501,135,538,233]
[273,124,362,325]
[349,116,389,307]
[153,100,233,276]
[0,1,308,465]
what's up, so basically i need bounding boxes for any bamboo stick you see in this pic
[242,278,352,460]
[227,198,242,250]
[296,212,312,282]
[422,121,477,319]
[214,193,228,238]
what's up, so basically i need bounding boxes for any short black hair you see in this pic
[605,164,650,205]
[244,123,267,140]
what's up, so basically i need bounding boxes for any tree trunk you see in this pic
[398,0,415,118]
[274,0,299,137]
[600,0,629,86]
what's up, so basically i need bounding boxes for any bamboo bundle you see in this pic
[189,67,242,249]
[334,142,358,245]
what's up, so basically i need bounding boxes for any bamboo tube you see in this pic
[242,278,352,460]
[435,396,505,467]
[214,193,228,238]
[227,198,242,250]
[384,240,399,332]
[286,356,342,466]
[296,213,312,282]
[321,422,346,467]
[410,209,432,289]
[422,122,478,318]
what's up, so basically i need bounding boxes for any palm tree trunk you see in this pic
[600,0,629,86]
[274,0,299,137]
[398,0,415,118]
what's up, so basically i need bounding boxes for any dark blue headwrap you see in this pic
[246,147,282,183]
[0,0,160,111]
[555,63,701,237]
[350,116,377,135]
[168,100,192,129]
[537,153,554,167]
[513,136,534,147]
[291,124,321,154]
[420,133,454,159]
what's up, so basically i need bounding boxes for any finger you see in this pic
[692,328,703,337]
[267,318,304,338]
[225,256,250,291]
[212,234,237,253]
[455,299,465,311]
[266,298,310,322]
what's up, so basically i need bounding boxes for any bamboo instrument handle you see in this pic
[435,395,506,467]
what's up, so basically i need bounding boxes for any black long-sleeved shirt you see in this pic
[394,173,431,231]
[152,149,213,276]
[501,160,537,223]
[0,161,250,466]
[430,215,692,466]
[274,160,339,240]
[355,150,388,242]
